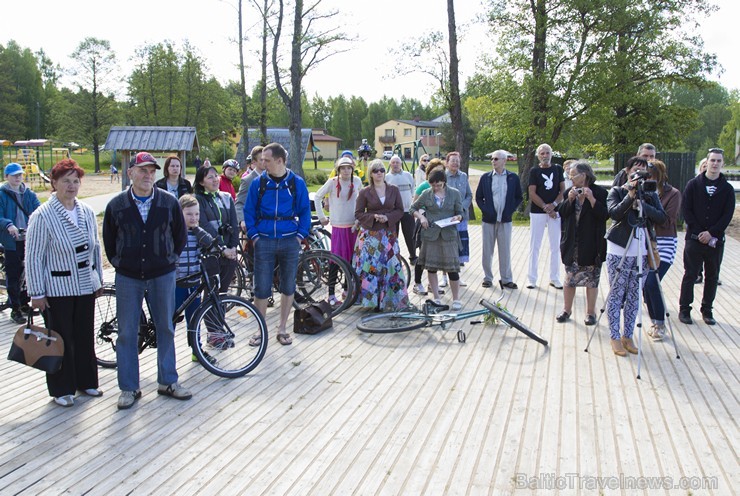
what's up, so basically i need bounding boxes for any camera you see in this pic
[218,224,233,237]
[575,188,584,195]
[629,170,657,193]
[358,139,372,159]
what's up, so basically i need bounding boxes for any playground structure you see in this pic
[391,139,429,175]
[0,140,59,186]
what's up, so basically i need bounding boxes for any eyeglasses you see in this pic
[421,159,429,163]
[708,148,724,155]
[492,158,502,161]
[372,168,385,174]
[569,172,583,179]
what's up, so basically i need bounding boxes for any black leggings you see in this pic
[427,270,459,281]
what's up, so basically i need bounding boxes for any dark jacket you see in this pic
[654,183,681,238]
[155,177,193,198]
[681,172,735,240]
[475,170,523,224]
[355,184,404,233]
[605,186,666,249]
[195,190,239,248]
[103,188,187,279]
[558,184,608,266]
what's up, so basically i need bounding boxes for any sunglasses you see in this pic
[708,148,724,154]
[372,168,386,173]
[492,157,502,161]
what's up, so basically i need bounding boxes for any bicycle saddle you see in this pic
[424,299,449,314]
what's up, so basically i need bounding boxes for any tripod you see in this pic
[584,189,680,378]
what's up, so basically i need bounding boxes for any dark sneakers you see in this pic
[678,311,693,325]
[702,313,716,325]
[9,309,25,324]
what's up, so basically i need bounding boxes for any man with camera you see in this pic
[678,148,735,325]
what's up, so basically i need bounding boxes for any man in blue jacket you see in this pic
[243,143,311,346]
[475,150,523,289]
[103,152,188,410]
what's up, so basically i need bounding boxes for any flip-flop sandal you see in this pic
[248,334,262,347]
[276,333,293,346]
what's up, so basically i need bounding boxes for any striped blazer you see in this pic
[25,195,104,298]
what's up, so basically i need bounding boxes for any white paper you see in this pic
[434,216,461,228]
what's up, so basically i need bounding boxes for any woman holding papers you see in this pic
[410,168,464,310]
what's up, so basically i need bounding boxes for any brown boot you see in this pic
[621,336,638,354]
[611,339,627,356]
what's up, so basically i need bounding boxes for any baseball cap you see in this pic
[4,163,23,176]
[337,156,355,168]
[131,152,160,169]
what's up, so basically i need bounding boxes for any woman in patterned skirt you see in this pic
[555,162,608,325]
[353,160,409,311]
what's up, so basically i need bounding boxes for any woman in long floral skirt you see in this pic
[353,160,409,310]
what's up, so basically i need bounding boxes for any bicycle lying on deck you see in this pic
[357,281,548,346]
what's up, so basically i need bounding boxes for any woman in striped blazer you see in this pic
[25,159,104,407]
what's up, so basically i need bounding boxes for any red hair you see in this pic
[50,159,85,191]
[445,151,461,162]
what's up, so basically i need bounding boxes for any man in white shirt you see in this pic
[384,155,417,263]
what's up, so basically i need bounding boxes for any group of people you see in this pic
[1,139,734,407]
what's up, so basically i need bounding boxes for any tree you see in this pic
[0,41,44,140]
[271,0,349,176]
[484,0,717,186]
[69,38,118,172]
[446,0,470,176]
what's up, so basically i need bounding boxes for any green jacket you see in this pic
[410,186,463,244]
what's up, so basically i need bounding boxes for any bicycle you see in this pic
[93,242,268,378]
[357,281,548,346]
[0,229,29,315]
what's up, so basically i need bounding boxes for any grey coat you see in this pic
[410,186,463,244]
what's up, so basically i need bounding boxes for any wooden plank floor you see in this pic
[0,225,737,495]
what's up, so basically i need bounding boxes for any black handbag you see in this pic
[7,314,65,373]
[293,301,333,335]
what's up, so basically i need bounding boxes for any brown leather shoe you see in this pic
[621,336,638,354]
[611,339,627,356]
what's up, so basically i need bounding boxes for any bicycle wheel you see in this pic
[94,287,119,368]
[357,311,429,333]
[398,254,411,288]
[479,299,548,346]
[190,295,267,378]
[226,263,248,298]
[308,227,332,251]
[293,250,355,317]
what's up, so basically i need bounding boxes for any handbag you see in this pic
[7,314,64,373]
[293,301,333,335]
[648,238,661,270]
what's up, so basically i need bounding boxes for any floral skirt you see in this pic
[353,228,409,311]
[564,246,602,288]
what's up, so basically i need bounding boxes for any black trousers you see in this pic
[396,212,416,260]
[679,238,722,314]
[43,294,98,397]
[5,241,29,309]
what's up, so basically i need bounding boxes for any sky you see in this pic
[2,0,738,104]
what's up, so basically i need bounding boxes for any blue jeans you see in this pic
[115,271,177,391]
[175,285,200,347]
[253,236,301,299]
[643,260,671,325]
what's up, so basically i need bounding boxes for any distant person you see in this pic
[103,152,189,410]
[110,164,120,183]
[678,148,735,326]
[613,143,657,187]
[527,143,565,289]
[203,157,211,168]
[475,150,523,290]
[562,159,576,190]
[415,154,430,189]
[155,155,192,198]
[193,155,202,169]
[219,159,240,200]
[444,151,472,286]
[236,146,264,229]
[0,163,41,324]
[385,155,416,264]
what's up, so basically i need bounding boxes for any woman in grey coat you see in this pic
[410,168,464,310]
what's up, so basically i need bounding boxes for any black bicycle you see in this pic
[94,242,268,378]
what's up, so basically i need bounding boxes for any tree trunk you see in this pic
[238,0,250,160]
[287,0,305,176]
[260,0,268,145]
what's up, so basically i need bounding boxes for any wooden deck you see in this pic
[0,225,737,495]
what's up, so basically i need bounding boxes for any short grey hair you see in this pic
[638,143,656,154]
[572,161,596,186]
[492,149,508,161]
[536,143,552,154]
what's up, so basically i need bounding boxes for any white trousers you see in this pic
[528,212,562,285]
[481,222,513,283]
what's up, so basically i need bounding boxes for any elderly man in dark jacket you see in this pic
[475,150,523,289]
[103,152,188,410]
